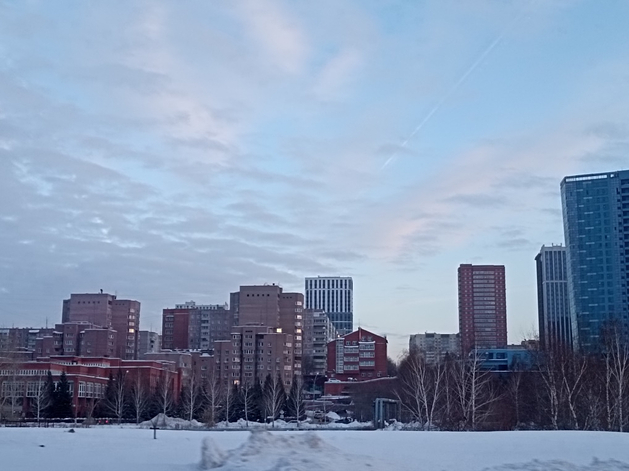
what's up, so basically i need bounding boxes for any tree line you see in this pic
[2,369,307,425]
[395,330,629,431]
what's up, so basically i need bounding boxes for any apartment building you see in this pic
[213,325,294,389]
[326,328,387,381]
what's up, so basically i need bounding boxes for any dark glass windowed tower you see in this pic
[561,170,629,351]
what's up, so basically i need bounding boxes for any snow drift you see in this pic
[200,429,389,470]
[483,459,629,471]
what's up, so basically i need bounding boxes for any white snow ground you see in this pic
[1,427,629,471]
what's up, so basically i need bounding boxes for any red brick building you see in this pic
[458,264,507,353]
[326,328,387,381]
[0,356,182,418]
[61,293,141,360]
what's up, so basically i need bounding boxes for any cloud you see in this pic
[236,0,308,75]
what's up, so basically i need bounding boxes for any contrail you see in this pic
[381,10,525,170]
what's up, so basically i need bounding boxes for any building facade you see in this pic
[303,309,338,375]
[305,276,353,335]
[409,332,460,364]
[326,328,387,381]
[138,331,161,358]
[61,292,141,360]
[232,285,282,327]
[0,356,182,418]
[536,245,572,350]
[458,264,507,353]
[161,301,232,351]
[111,299,141,360]
[561,170,629,351]
[213,325,294,389]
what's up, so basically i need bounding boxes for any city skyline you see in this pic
[1,1,629,359]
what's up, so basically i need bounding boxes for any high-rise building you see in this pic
[303,309,338,375]
[213,325,294,388]
[305,276,353,335]
[561,170,629,351]
[62,293,140,360]
[229,285,304,377]
[111,299,141,360]
[409,332,461,364]
[161,301,231,351]
[536,245,572,350]
[62,293,115,327]
[231,285,282,327]
[458,264,507,353]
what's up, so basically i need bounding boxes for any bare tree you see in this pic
[240,380,256,427]
[129,373,150,424]
[537,349,563,430]
[287,375,305,426]
[221,380,235,426]
[560,351,588,430]
[30,374,53,424]
[0,353,22,420]
[103,370,127,424]
[263,373,285,428]
[181,372,202,422]
[398,353,445,429]
[605,325,629,432]
[202,372,221,427]
[154,368,175,417]
[451,351,497,430]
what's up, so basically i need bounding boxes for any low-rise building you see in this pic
[326,328,387,381]
[0,356,182,418]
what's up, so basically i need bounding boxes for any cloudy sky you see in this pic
[1,0,628,358]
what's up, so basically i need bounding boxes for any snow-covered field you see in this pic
[1,426,629,471]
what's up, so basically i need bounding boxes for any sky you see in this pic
[1,0,629,359]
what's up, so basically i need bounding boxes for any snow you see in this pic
[139,413,205,429]
[1,426,629,471]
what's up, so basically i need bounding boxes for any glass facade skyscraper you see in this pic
[561,170,629,352]
[535,245,572,350]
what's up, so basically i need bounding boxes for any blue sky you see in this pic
[1,0,628,358]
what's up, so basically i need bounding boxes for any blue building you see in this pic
[560,170,629,352]
[474,347,534,372]
[535,245,572,350]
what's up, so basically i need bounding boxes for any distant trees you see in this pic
[392,334,629,432]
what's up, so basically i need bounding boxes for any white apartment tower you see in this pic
[305,276,353,335]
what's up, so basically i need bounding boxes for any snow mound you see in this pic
[139,413,204,430]
[483,459,629,471]
[200,429,389,470]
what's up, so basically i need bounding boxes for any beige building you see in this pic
[409,332,461,364]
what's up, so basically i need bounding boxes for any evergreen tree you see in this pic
[52,371,74,418]
[43,371,55,418]
[251,380,264,422]
[96,372,115,418]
